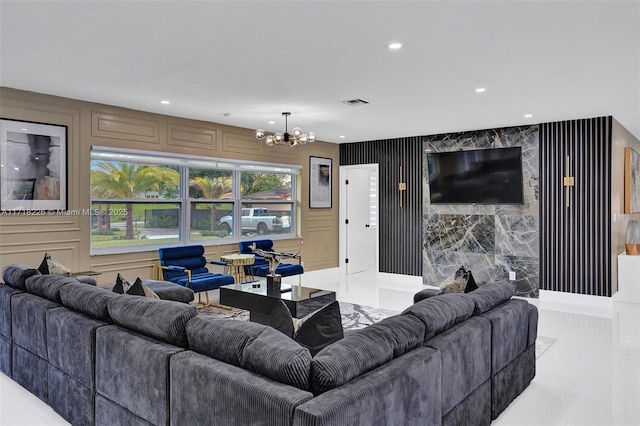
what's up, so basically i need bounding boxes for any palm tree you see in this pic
[89,185,111,234]
[189,176,232,231]
[91,161,179,239]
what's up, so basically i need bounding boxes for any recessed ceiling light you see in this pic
[160,100,170,104]
[20,128,28,131]
[268,121,276,125]
[388,43,402,49]
[475,88,486,93]
[524,113,533,118]
[339,135,346,139]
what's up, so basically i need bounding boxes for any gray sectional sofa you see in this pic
[0,263,537,426]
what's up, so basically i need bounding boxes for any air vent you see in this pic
[340,98,370,106]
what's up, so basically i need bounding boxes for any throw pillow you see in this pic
[294,301,344,356]
[37,253,71,277]
[439,266,477,293]
[111,274,146,297]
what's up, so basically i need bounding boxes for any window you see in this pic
[90,147,300,254]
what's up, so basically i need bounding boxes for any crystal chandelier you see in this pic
[255,112,316,147]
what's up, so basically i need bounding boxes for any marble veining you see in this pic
[423,251,496,286]
[495,214,539,257]
[423,214,496,254]
[422,125,540,296]
[495,255,539,297]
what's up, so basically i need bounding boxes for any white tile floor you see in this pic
[1,269,639,425]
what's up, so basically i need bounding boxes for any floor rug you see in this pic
[196,300,393,330]
[197,296,557,356]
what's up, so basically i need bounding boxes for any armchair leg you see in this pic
[194,290,234,311]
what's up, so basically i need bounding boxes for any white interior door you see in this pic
[340,165,378,275]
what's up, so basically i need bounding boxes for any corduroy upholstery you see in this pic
[186,315,312,390]
[170,351,314,426]
[402,292,476,340]
[467,281,516,315]
[106,294,197,347]
[2,264,41,290]
[294,347,442,426]
[59,281,118,323]
[1,262,537,426]
[46,305,110,425]
[25,274,78,303]
[310,313,426,395]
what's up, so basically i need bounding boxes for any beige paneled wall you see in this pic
[611,118,640,294]
[0,87,339,285]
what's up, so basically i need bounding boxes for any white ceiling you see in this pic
[1,0,639,144]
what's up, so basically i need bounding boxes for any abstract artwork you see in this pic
[309,156,332,208]
[0,119,67,211]
[624,147,640,214]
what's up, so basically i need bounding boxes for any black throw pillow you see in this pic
[112,274,146,296]
[264,299,295,338]
[294,301,344,356]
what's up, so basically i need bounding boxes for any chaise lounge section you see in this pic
[1,263,536,425]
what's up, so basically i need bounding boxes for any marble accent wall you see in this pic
[422,125,540,297]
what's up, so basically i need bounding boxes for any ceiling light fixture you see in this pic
[255,112,316,147]
[524,113,533,118]
[388,42,402,49]
[161,100,170,104]
[475,88,486,93]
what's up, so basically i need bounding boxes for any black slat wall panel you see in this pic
[539,117,612,296]
[340,137,423,276]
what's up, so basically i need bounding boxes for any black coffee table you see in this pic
[219,281,336,323]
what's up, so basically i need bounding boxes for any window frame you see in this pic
[90,146,300,255]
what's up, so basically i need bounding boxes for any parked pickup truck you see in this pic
[219,208,290,235]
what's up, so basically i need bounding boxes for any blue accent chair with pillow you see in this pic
[158,245,234,307]
[238,239,304,280]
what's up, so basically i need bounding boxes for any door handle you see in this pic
[365,224,370,228]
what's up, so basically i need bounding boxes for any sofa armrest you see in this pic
[295,347,442,426]
[413,288,443,303]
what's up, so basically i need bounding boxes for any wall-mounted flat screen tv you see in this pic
[427,147,524,205]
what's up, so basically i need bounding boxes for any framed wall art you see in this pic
[309,156,332,208]
[0,119,68,211]
[625,147,640,214]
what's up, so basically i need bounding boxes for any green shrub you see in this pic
[201,230,228,238]
[148,215,178,228]
[194,218,212,231]
[91,229,116,235]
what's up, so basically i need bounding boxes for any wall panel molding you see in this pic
[91,111,160,144]
[167,123,217,149]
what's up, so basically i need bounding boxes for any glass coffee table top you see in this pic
[219,281,336,319]
[220,281,333,302]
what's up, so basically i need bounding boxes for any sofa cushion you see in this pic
[107,295,197,347]
[25,274,78,303]
[402,293,475,341]
[310,313,425,395]
[59,281,118,323]
[294,301,344,356]
[467,281,516,315]
[37,253,71,276]
[142,279,194,303]
[2,264,40,290]
[186,315,312,390]
[0,284,23,338]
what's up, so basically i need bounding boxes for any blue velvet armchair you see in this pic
[238,239,304,280]
[158,245,234,307]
